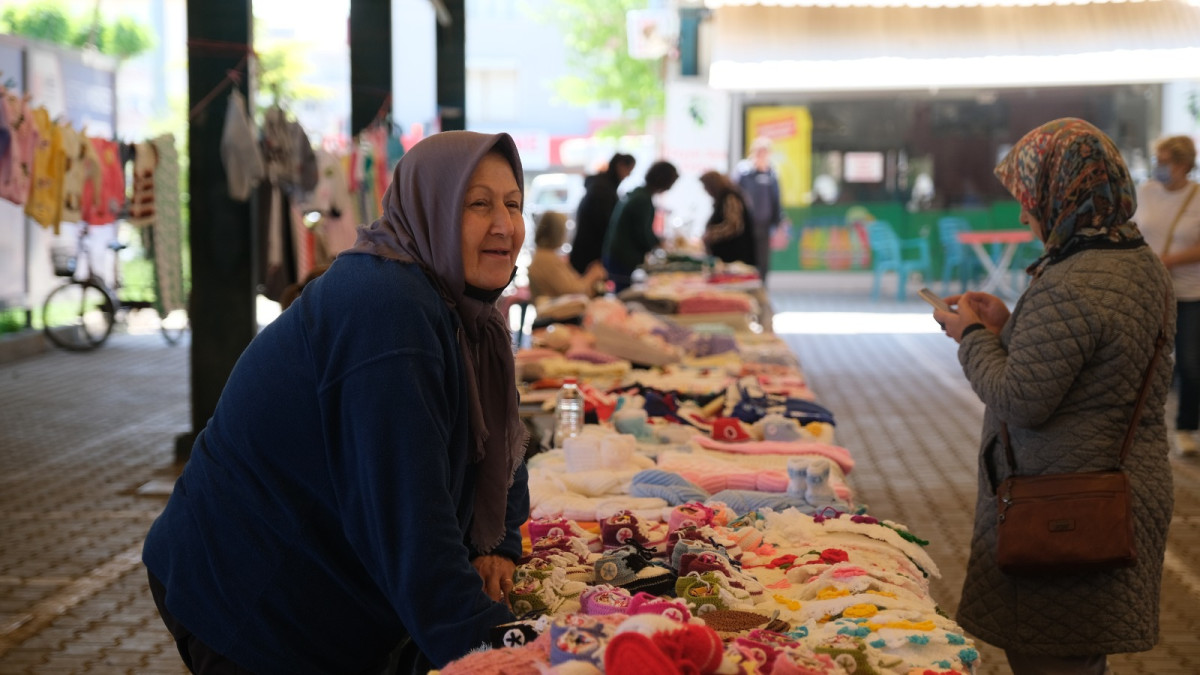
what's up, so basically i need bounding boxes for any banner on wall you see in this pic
[798,217,872,271]
[663,81,731,176]
[744,106,812,208]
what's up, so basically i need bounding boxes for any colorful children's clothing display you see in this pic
[437,268,983,674]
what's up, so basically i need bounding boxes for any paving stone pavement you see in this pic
[2,274,1200,674]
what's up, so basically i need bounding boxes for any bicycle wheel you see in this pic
[42,280,116,351]
[159,308,189,346]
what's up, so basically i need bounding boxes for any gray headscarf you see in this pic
[344,130,528,554]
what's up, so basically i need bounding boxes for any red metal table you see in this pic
[956,229,1034,299]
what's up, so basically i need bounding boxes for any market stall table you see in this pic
[956,229,1034,300]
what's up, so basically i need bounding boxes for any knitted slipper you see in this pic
[579,585,633,616]
[548,615,607,669]
[675,572,731,615]
[678,551,764,598]
[625,592,693,624]
[666,502,716,535]
[528,516,602,553]
[600,510,668,554]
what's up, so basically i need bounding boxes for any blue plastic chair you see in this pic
[937,217,976,295]
[866,221,932,301]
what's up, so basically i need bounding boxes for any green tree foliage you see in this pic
[254,18,331,115]
[537,0,663,137]
[2,3,73,45]
[1,1,152,60]
[101,16,153,59]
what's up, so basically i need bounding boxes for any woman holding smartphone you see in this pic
[932,118,1175,674]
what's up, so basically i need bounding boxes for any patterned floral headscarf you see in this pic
[994,117,1141,276]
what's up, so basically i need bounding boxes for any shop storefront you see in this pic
[685,0,1200,272]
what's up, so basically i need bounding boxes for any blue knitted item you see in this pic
[710,489,809,517]
[630,470,710,505]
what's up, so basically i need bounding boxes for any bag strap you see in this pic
[1159,184,1198,258]
[1003,293,1170,472]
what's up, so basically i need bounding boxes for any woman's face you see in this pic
[1020,207,1044,241]
[461,152,525,290]
[1156,150,1187,187]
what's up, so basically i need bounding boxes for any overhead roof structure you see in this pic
[702,0,1200,90]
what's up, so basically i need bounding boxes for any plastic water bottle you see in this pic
[555,377,583,448]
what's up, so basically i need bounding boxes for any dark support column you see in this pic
[350,0,392,137]
[436,0,465,131]
[178,0,256,463]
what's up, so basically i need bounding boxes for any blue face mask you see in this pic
[1153,164,1172,184]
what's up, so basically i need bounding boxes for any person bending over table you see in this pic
[602,160,679,292]
[143,131,531,674]
[933,118,1175,675]
[527,210,607,300]
[569,152,636,275]
[699,170,757,268]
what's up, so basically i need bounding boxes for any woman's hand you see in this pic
[584,261,607,284]
[959,291,1010,333]
[472,554,515,607]
[934,292,1008,343]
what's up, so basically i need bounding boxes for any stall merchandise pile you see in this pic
[438,268,978,675]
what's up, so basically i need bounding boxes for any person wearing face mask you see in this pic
[1134,135,1200,455]
[143,132,531,674]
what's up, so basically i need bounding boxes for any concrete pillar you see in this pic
[350,0,392,136]
[178,0,256,462]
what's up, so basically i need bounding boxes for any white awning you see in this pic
[705,0,1200,90]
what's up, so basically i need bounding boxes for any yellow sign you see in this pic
[744,106,812,207]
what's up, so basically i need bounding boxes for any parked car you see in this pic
[525,172,586,252]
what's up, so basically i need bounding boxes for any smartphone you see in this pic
[918,287,955,314]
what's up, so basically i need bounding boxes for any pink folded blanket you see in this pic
[656,451,852,501]
[691,436,855,474]
[676,293,753,314]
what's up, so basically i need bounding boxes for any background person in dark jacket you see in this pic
[602,160,679,292]
[569,153,636,274]
[143,131,531,674]
[736,137,785,282]
[699,170,757,268]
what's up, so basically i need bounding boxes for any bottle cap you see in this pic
[563,377,578,385]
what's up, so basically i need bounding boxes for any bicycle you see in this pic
[41,223,187,351]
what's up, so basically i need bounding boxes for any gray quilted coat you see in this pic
[955,243,1175,656]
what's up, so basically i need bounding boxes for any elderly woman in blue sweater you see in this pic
[143,132,531,673]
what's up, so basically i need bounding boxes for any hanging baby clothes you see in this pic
[220,89,263,202]
[25,108,65,231]
[307,148,355,262]
[0,88,10,189]
[286,121,319,283]
[288,119,318,196]
[127,141,157,227]
[150,134,185,314]
[82,138,125,225]
[59,124,86,224]
[257,105,298,301]
[0,92,34,206]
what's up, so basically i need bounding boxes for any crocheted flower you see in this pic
[765,554,799,569]
[819,548,849,564]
